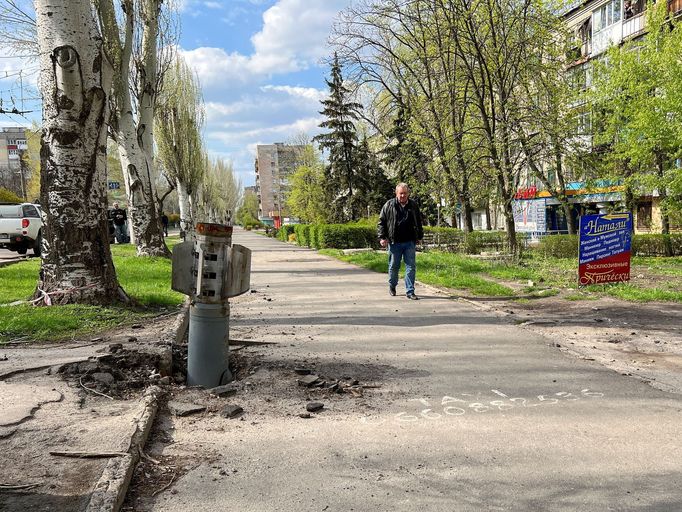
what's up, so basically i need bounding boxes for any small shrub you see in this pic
[464,231,515,254]
[310,224,320,249]
[632,234,682,257]
[277,224,295,242]
[0,187,22,204]
[536,234,579,258]
[422,227,465,251]
[294,224,311,247]
[316,224,378,249]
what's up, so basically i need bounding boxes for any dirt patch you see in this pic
[466,292,682,394]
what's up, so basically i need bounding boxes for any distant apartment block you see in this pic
[254,143,308,227]
[0,127,29,198]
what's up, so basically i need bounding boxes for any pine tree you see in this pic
[314,54,363,222]
[355,137,393,217]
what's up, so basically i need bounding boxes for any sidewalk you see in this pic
[0,323,174,511]
[129,230,682,511]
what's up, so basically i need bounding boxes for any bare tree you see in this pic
[97,0,176,256]
[34,0,125,304]
[333,0,478,231]
[0,0,37,57]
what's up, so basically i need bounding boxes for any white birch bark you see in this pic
[176,178,192,233]
[126,0,167,255]
[35,0,123,304]
[98,0,167,256]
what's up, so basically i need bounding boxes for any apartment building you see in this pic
[0,127,29,197]
[513,0,682,236]
[254,143,308,227]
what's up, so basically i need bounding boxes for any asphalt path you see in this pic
[148,230,682,512]
[0,247,33,266]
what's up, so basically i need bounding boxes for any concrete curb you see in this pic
[85,300,189,511]
[172,299,190,345]
[86,385,163,512]
[0,258,27,268]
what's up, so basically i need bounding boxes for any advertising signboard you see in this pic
[512,198,547,233]
[578,213,632,286]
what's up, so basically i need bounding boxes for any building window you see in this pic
[593,0,621,32]
[636,201,652,230]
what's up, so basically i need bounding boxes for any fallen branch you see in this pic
[138,446,160,465]
[49,451,128,459]
[152,473,176,497]
[0,483,40,490]
[79,375,114,400]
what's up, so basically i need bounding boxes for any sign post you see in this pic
[578,213,632,286]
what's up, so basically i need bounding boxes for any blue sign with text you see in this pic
[578,213,632,285]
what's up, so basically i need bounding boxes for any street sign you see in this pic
[578,212,632,286]
[108,181,120,190]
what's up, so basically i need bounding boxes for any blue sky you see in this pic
[0,0,352,188]
[178,0,353,187]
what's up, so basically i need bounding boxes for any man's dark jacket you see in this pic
[110,208,127,226]
[377,198,424,244]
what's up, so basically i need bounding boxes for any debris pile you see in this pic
[59,348,162,399]
[295,368,379,398]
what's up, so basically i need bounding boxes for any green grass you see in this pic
[320,249,516,296]
[586,283,682,302]
[320,247,682,303]
[0,258,41,304]
[632,256,682,278]
[0,237,185,343]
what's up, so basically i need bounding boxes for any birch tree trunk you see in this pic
[34,0,124,305]
[126,0,167,256]
[98,0,168,256]
[176,178,192,234]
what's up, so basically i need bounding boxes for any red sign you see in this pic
[514,186,538,199]
[579,251,631,285]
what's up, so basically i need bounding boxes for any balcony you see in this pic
[622,12,645,38]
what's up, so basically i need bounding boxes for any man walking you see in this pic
[378,183,423,300]
[110,202,128,243]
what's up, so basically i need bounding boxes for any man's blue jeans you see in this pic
[388,241,416,295]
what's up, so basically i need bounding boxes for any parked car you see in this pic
[0,203,43,256]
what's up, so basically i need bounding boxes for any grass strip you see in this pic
[0,239,185,343]
[319,249,516,296]
[319,248,682,302]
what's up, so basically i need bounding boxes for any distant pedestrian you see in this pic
[377,183,424,300]
[161,212,169,236]
[111,202,128,243]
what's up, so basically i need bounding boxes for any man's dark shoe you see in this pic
[406,293,419,300]
[389,286,397,296]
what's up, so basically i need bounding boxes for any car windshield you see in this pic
[0,205,21,218]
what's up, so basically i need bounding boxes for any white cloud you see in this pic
[182,0,350,87]
[250,0,347,71]
[259,85,327,103]
[181,0,353,186]
[203,1,222,8]
[180,47,254,86]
